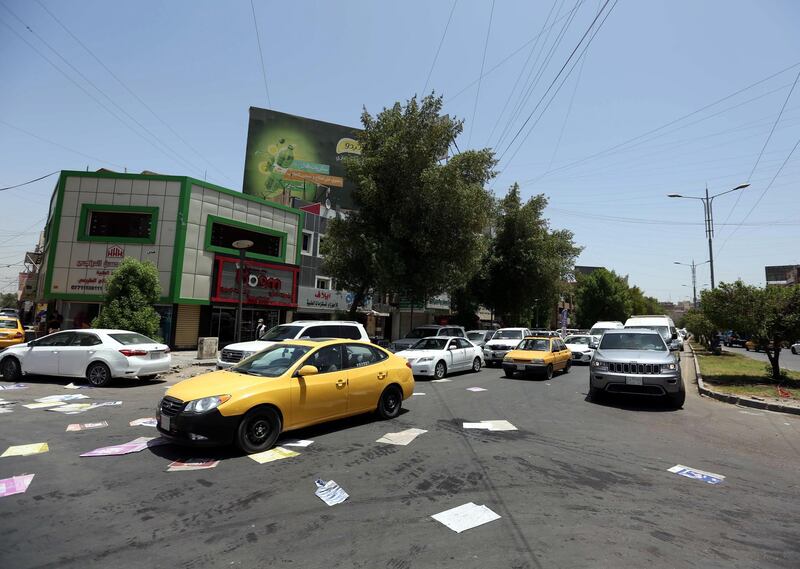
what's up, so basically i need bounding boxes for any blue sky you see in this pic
[1,0,799,301]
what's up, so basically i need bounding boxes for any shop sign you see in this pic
[212,256,297,307]
[426,294,450,310]
[58,245,124,294]
[298,286,347,311]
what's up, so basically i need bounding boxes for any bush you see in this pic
[92,258,161,340]
[683,309,715,347]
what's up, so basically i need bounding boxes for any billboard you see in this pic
[243,107,361,210]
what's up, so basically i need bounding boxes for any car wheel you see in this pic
[434,361,447,379]
[236,406,282,454]
[86,362,112,387]
[139,374,158,381]
[471,357,482,373]
[1,357,21,381]
[377,385,402,420]
[545,364,553,380]
[563,360,571,374]
[667,389,686,409]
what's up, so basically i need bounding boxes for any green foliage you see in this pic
[628,285,661,316]
[92,258,162,340]
[701,281,800,380]
[322,94,496,313]
[574,269,631,328]
[683,309,715,347]
[0,292,17,308]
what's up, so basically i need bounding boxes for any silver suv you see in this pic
[589,328,684,408]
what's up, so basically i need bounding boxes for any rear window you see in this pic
[494,330,523,339]
[0,319,18,329]
[467,332,485,341]
[109,333,156,345]
[302,325,362,339]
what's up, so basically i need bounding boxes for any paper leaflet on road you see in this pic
[0,383,27,391]
[130,418,157,427]
[412,392,426,396]
[0,398,17,406]
[281,439,314,448]
[81,436,167,457]
[1,443,49,457]
[248,446,300,464]
[463,420,517,432]
[466,387,487,392]
[89,401,123,409]
[63,383,85,389]
[376,428,427,446]
[431,502,501,533]
[315,479,349,506]
[66,421,108,432]
[35,394,90,403]
[668,464,725,485]
[47,403,94,414]
[167,458,219,471]
[0,408,12,414]
[431,378,452,383]
[23,401,65,409]
[0,474,34,498]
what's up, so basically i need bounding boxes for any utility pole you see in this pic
[675,259,709,308]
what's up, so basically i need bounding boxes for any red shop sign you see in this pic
[211,255,298,307]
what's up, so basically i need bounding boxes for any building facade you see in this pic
[765,265,800,287]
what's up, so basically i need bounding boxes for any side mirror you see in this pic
[295,365,319,377]
[448,344,457,351]
[589,342,598,350]
[27,340,37,347]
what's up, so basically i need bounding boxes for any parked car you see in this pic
[0,307,18,318]
[564,334,595,364]
[390,325,467,352]
[0,317,25,349]
[395,337,483,379]
[0,329,171,386]
[744,339,788,352]
[157,339,413,452]
[482,327,532,366]
[588,321,624,338]
[791,341,799,355]
[589,328,684,408]
[501,335,572,379]
[466,329,495,348]
[723,331,748,348]
[217,321,369,369]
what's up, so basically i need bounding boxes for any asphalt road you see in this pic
[726,345,800,372]
[1,353,799,569]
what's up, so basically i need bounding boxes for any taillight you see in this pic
[164,347,171,353]
[119,349,148,357]
[13,332,23,338]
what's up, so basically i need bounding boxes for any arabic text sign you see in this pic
[668,464,725,485]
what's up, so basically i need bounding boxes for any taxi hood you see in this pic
[165,369,275,403]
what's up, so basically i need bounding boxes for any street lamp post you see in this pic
[674,259,710,308]
[667,183,749,289]
[232,239,254,343]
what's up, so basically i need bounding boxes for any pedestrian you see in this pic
[255,318,267,339]
[47,309,62,335]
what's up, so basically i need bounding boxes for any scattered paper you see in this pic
[167,458,219,472]
[463,420,517,432]
[64,383,84,389]
[0,398,16,406]
[23,401,65,409]
[36,394,89,403]
[668,464,725,485]
[0,474,35,498]
[431,378,452,383]
[1,443,49,457]
[248,446,299,464]
[412,392,426,396]
[315,479,349,506]
[432,502,501,533]
[466,387,487,392]
[0,383,27,391]
[81,437,164,457]
[0,408,12,414]
[89,401,123,409]
[376,428,428,446]
[66,421,108,432]
[281,439,314,448]
[47,403,94,414]
[130,418,157,427]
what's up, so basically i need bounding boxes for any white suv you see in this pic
[483,327,532,366]
[216,321,369,369]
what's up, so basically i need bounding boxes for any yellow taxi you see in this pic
[156,338,414,453]
[0,317,25,348]
[502,336,573,380]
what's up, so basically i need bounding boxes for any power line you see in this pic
[250,0,272,108]
[467,0,496,147]
[422,0,458,96]
[0,171,59,192]
[546,33,588,169]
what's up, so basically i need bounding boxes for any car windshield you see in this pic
[589,327,612,336]
[626,325,670,340]
[0,319,17,329]
[518,339,549,351]
[494,330,523,339]
[109,333,156,345]
[259,325,302,341]
[600,333,666,351]
[232,344,311,377]
[409,338,448,350]
[405,328,437,339]
[467,332,486,341]
[565,336,591,345]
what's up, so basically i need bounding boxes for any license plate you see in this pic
[150,352,163,359]
[160,415,171,431]
[625,376,643,386]
[517,364,526,370]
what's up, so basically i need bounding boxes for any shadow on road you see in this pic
[1,375,167,389]
[584,393,680,413]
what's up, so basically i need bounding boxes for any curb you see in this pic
[688,344,800,417]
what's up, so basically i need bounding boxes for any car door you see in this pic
[443,339,460,369]
[343,344,388,412]
[290,345,348,427]
[556,339,570,368]
[23,332,75,375]
[458,338,477,368]
[58,332,103,377]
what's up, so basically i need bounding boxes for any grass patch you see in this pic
[692,342,800,400]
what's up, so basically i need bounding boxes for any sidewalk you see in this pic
[169,350,217,369]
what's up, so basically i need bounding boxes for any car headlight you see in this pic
[592,360,608,370]
[417,357,433,363]
[241,351,255,360]
[184,395,231,414]
[503,355,512,361]
[661,363,677,372]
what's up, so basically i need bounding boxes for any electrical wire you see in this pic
[0,171,59,192]
[250,0,272,108]
[467,0,496,147]
[422,0,458,96]
[547,41,587,169]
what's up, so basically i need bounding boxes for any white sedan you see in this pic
[564,334,596,364]
[395,336,483,379]
[792,341,799,355]
[0,329,171,387]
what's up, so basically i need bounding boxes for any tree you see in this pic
[0,293,17,308]
[322,94,496,316]
[482,184,581,326]
[682,309,715,347]
[573,269,631,328]
[628,285,661,316]
[701,281,800,380]
[92,258,161,339]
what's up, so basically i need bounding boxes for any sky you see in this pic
[1,0,799,302]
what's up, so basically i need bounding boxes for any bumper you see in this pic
[117,355,172,378]
[502,361,547,375]
[571,352,592,363]
[590,370,682,395]
[483,350,510,363]
[409,362,436,376]
[156,408,239,446]
[216,359,236,370]
[0,338,24,348]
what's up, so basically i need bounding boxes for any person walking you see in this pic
[255,318,267,339]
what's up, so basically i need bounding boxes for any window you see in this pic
[109,333,157,345]
[304,345,343,374]
[317,234,325,257]
[410,338,447,350]
[36,332,76,347]
[333,325,362,340]
[210,221,281,258]
[70,333,102,347]
[316,277,332,290]
[344,344,381,369]
[518,338,550,352]
[301,231,314,255]
[260,325,302,341]
[78,205,158,243]
[301,325,361,340]
[232,344,311,377]
[456,338,472,349]
[447,328,465,338]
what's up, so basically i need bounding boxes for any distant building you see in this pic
[765,265,799,287]
[574,265,606,278]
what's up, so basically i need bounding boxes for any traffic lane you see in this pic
[1,364,799,568]
[724,345,800,372]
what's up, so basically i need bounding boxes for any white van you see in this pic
[623,315,678,349]
[588,321,624,338]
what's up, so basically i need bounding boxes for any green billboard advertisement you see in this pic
[243,107,361,210]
